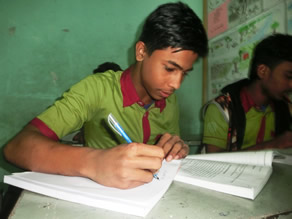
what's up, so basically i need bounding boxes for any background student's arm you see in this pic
[243,131,292,151]
[4,124,165,189]
[207,131,292,152]
[206,144,226,153]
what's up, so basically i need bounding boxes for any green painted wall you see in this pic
[0,0,204,190]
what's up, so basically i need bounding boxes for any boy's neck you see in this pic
[130,63,154,105]
[247,81,270,107]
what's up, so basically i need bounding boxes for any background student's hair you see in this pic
[249,34,292,81]
[139,2,208,57]
[93,62,122,74]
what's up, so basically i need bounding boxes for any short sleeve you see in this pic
[202,103,229,149]
[37,75,101,139]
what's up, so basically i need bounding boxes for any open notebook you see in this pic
[174,150,292,200]
[4,160,181,218]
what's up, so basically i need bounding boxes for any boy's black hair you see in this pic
[249,33,292,81]
[93,62,122,74]
[139,2,208,57]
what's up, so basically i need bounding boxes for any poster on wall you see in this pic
[207,2,286,100]
[207,0,286,39]
[262,0,284,10]
[207,0,227,13]
[208,0,229,39]
[288,0,292,34]
[228,0,262,30]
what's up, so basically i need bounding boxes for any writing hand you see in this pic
[83,143,164,189]
[155,133,189,162]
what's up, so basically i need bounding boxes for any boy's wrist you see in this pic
[78,147,103,179]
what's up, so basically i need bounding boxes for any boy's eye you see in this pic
[165,66,175,72]
[164,65,190,76]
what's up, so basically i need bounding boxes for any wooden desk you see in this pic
[8,163,292,219]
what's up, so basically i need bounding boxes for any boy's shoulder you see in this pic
[202,93,232,123]
[83,70,123,86]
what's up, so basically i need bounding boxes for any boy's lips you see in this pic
[160,91,172,98]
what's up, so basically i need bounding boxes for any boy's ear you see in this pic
[257,64,270,79]
[135,41,147,61]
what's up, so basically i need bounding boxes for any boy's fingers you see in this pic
[133,143,164,158]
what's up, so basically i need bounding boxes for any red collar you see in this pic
[240,88,273,112]
[120,68,166,112]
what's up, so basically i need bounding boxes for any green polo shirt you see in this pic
[203,89,275,150]
[31,69,180,149]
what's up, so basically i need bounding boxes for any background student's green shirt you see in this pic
[203,103,275,150]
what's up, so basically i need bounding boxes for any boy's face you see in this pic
[261,61,292,101]
[136,42,198,103]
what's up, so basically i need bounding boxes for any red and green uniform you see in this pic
[31,68,180,149]
[203,87,275,150]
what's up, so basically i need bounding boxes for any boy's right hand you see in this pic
[83,143,164,189]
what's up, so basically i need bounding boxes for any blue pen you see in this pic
[107,113,160,180]
[153,173,160,180]
[108,113,132,143]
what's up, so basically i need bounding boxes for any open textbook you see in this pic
[4,160,181,218]
[174,150,290,200]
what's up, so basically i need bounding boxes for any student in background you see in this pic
[92,62,122,74]
[203,33,292,153]
[4,2,208,189]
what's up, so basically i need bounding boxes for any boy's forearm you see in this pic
[244,141,276,151]
[4,124,94,177]
[4,125,166,189]
[206,144,226,153]
[242,131,292,151]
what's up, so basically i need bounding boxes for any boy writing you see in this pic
[4,2,208,189]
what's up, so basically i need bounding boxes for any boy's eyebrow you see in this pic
[167,60,193,72]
